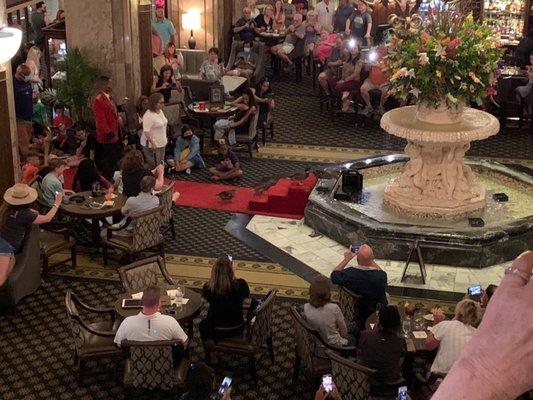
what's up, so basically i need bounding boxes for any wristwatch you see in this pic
[52,204,59,208]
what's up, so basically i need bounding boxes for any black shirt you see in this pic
[217,150,240,170]
[255,13,273,31]
[13,77,33,121]
[0,207,38,252]
[359,330,406,383]
[235,18,257,42]
[330,267,388,326]
[202,278,250,329]
[122,168,152,198]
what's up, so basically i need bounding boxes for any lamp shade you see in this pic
[0,27,23,65]
[182,11,201,31]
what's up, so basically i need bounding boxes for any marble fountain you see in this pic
[304,106,533,268]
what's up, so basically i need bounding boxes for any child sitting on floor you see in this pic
[209,141,243,181]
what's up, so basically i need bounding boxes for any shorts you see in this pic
[362,80,390,91]
[516,80,532,98]
[280,43,295,55]
[0,237,14,257]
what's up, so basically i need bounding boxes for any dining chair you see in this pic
[235,110,260,159]
[326,350,377,400]
[290,306,356,384]
[338,285,363,330]
[40,219,77,275]
[155,182,177,240]
[120,339,189,396]
[101,205,164,266]
[117,255,175,294]
[65,290,122,378]
[203,289,277,382]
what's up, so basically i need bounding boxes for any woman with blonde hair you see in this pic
[199,255,250,341]
[25,46,43,93]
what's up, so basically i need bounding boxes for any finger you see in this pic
[501,251,533,289]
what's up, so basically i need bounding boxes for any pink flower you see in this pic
[421,32,430,42]
[487,86,497,97]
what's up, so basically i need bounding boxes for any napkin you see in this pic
[170,298,189,306]
[131,292,143,300]
[369,323,375,330]
[412,331,428,339]
[166,289,178,298]
[103,200,115,207]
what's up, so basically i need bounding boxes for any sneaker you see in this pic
[185,168,191,175]
[360,105,373,116]
[377,106,386,115]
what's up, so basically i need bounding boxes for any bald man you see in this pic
[331,244,388,329]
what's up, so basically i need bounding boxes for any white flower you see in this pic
[409,87,421,98]
[435,43,446,59]
[446,93,458,103]
[418,52,429,66]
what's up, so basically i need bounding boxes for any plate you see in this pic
[423,314,434,322]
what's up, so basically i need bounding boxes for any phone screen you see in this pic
[322,374,333,393]
[398,386,408,400]
[350,244,360,253]
[218,376,232,394]
[468,285,482,296]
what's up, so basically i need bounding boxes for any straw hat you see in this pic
[3,183,38,206]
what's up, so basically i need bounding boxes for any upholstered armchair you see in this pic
[326,350,376,400]
[226,40,266,86]
[290,306,357,384]
[117,256,175,294]
[235,110,260,159]
[203,289,277,382]
[338,286,363,329]
[40,221,77,275]
[120,339,190,395]
[101,205,164,266]
[155,183,176,240]
[65,290,122,377]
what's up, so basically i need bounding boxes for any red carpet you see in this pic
[173,174,317,219]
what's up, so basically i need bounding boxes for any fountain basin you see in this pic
[305,155,533,268]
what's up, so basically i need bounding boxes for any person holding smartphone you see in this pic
[314,378,342,400]
[180,362,232,400]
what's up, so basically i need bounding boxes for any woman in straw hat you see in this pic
[0,183,63,253]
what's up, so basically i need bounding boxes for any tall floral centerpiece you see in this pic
[385,9,502,124]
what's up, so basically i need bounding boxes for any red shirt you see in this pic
[369,66,388,85]
[21,164,39,184]
[91,92,119,144]
[53,114,74,130]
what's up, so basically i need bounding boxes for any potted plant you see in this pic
[42,47,100,127]
[384,9,502,124]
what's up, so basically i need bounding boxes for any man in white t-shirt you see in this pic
[114,286,188,346]
[315,0,334,32]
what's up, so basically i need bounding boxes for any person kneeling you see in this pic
[209,142,243,182]
[168,125,205,175]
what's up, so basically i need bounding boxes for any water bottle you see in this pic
[192,94,198,108]
[175,286,183,305]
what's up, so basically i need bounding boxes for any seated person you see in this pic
[317,35,345,94]
[233,7,257,42]
[209,142,243,181]
[304,275,354,349]
[40,158,74,207]
[20,153,41,184]
[168,125,205,174]
[330,244,388,330]
[199,255,250,341]
[200,47,224,81]
[65,129,91,167]
[225,40,258,80]
[214,89,257,146]
[180,362,232,400]
[304,10,321,55]
[114,285,188,347]
[253,78,275,130]
[247,0,260,19]
[255,4,274,32]
[314,29,337,64]
[360,45,389,116]
[52,102,74,133]
[118,150,164,198]
[1,184,62,253]
[514,51,533,117]
[332,41,364,111]
[480,284,497,309]
[0,236,15,286]
[358,305,406,393]
[271,13,306,66]
[72,159,111,193]
[152,65,181,104]
[425,299,482,384]
[153,42,184,79]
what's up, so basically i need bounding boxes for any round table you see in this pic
[257,30,287,42]
[188,102,240,143]
[114,288,203,339]
[61,191,127,246]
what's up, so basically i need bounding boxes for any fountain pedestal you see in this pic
[380,106,500,218]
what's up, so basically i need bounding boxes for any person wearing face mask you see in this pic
[225,40,258,81]
[91,76,123,179]
[13,64,34,160]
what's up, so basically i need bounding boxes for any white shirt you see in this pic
[429,320,476,375]
[315,1,334,31]
[142,109,168,148]
[114,311,188,345]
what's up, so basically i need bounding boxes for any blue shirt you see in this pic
[174,135,205,167]
[152,18,176,47]
[13,77,33,121]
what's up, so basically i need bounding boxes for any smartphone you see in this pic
[218,376,232,394]
[350,244,360,253]
[398,386,408,400]
[322,374,333,393]
[468,285,483,297]
[226,254,233,262]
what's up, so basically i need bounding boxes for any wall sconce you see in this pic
[0,26,23,67]
[182,10,201,49]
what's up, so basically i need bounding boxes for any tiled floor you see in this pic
[246,215,507,294]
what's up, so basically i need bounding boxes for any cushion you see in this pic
[77,321,120,358]
[40,230,75,256]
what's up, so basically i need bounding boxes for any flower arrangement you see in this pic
[384,8,503,109]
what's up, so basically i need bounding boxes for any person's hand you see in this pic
[337,79,345,85]
[153,164,164,176]
[289,24,295,32]
[221,386,232,400]
[433,251,533,400]
[343,249,356,262]
[54,192,63,206]
[315,383,341,400]
[172,192,180,202]
[64,189,75,196]
[431,307,445,323]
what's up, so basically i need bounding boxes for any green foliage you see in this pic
[384,10,503,109]
[41,48,100,127]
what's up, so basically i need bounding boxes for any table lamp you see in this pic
[0,26,23,67]
[182,10,201,49]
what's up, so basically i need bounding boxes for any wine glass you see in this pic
[402,317,411,338]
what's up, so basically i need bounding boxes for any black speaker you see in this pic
[341,170,363,194]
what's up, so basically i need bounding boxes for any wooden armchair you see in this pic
[117,255,175,294]
[40,219,77,275]
[235,110,260,159]
[338,285,363,330]
[203,290,277,382]
[65,290,122,378]
[155,182,177,240]
[101,205,164,266]
[290,306,357,384]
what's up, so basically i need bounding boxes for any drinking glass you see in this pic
[402,317,411,338]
